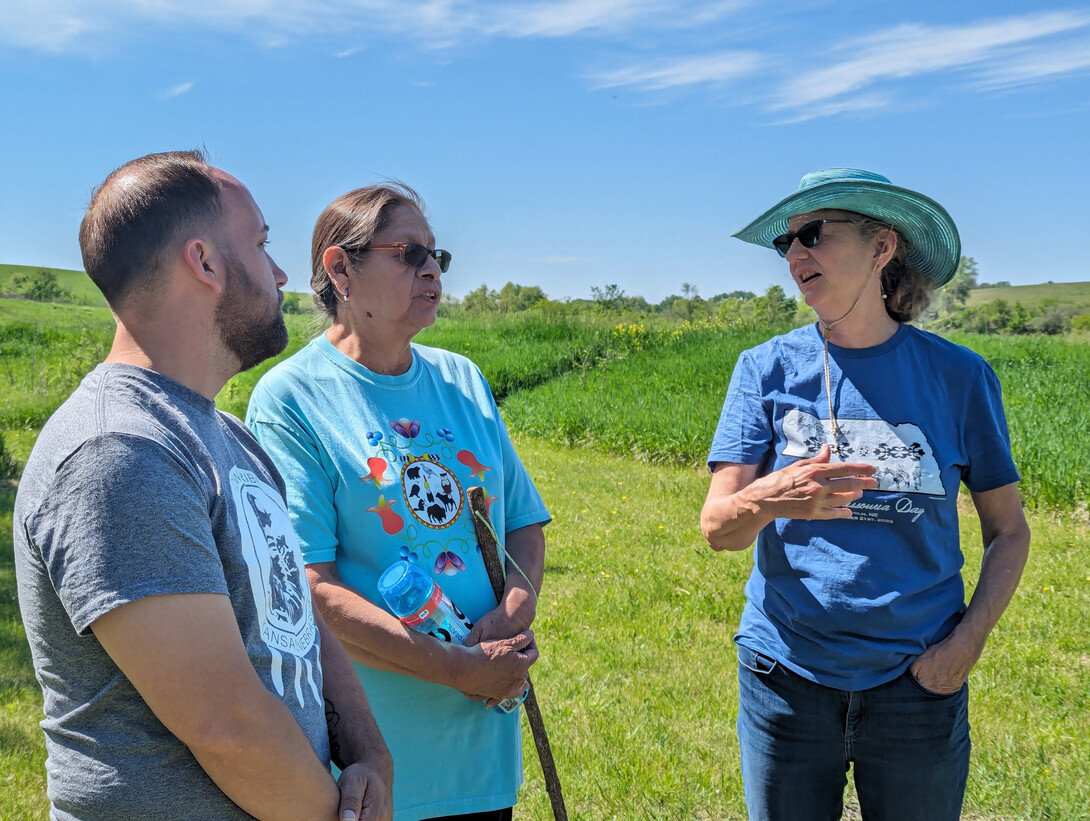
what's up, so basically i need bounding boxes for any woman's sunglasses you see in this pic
[772,219,853,258]
[344,242,452,273]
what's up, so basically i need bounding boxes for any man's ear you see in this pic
[182,237,225,295]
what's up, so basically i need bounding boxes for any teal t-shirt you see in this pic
[246,335,549,821]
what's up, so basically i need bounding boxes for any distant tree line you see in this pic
[434,256,1089,338]
[441,279,809,325]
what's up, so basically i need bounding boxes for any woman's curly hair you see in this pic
[846,212,933,322]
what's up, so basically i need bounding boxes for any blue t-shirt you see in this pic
[247,335,550,821]
[708,323,1019,690]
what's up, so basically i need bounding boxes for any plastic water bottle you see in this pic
[377,560,473,644]
[377,560,526,714]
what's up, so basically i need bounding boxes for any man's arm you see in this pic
[910,482,1030,693]
[92,592,343,821]
[314,606,394,821]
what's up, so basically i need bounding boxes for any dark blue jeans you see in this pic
[736,645,970,821]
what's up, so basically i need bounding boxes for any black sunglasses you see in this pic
[772,219,853,258]
[344,242,452,273]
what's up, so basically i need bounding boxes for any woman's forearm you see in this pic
[307,570,463,688]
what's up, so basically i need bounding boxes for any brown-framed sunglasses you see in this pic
[342,242,452,273]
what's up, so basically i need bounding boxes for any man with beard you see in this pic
[13,150,393,821]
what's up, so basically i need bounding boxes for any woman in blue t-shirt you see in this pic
[701,169,1030,820]
[247,183,550,821]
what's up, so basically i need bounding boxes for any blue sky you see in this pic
[2,0,1088,303]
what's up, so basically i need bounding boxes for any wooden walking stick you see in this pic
[467,486,568,821]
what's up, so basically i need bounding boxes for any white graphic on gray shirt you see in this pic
[781,408,945,495]
[230,467,320,706]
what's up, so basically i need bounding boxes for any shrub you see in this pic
[12,270,71,303]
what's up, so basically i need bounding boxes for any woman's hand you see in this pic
[760,445,879,521]
[703,445,878,551]
[909,634,977,695]
[464,590,535,648]
[910,482,1030,696]
[451,630,537,704]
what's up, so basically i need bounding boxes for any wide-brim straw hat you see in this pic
[732,168,961,287]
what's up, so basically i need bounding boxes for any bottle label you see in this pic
[427,593,473,644]
[402,584,444,628]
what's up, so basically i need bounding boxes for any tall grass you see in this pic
[502,320,777,466]
[5,302,1090,511]
[0,303,114,429]
[416,314,662,400]
[948,333,1090,509]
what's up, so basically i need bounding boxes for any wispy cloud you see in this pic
[483,0,747,38]
[973,36,1090,90]
[0,0,748,52]
[590,52,761,91]
[772,10,1090,117]
[767,93,893,126]
[163,81,195,98]
[2,1,1088,124]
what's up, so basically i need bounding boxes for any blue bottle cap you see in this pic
[377,561,413,598]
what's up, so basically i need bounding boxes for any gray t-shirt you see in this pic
[14,364,329,820]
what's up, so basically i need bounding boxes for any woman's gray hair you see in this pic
[310,182,427,318]
[846,212,933,322]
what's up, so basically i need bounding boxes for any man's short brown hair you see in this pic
[79,150,225,307]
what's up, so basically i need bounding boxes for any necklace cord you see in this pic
[818,260,882,457]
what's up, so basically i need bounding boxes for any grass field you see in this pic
[967,281,1090,312]
[3,438,1087,820]
[0,302,114,429]
[2,297,1089,819]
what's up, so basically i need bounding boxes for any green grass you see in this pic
[5,439,1086,820]
[0,300,115,429]
[416,314,633,401]
[948,333,1090,510]
[502,321,775,466]
[517,442,1090,820]
[3,301,1089,818]
[9,300,1085,510]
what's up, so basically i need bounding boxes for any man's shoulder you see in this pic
[19,364,232,513]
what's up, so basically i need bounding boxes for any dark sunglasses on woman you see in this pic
[772,219,853,258]
[343,242,452,273]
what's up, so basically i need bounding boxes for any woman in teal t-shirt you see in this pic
[247,183,550,821]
